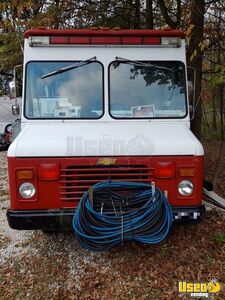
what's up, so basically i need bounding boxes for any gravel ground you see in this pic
[0,149,225,299]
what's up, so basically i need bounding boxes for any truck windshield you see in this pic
[25,61,103,119]
[109,60,187,119]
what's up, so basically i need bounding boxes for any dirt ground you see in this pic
[0,143,225,300]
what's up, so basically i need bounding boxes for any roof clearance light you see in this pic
[50,36,68,44]
[161,37,181,47]
[29,36,50,47]
[143,37,161,45]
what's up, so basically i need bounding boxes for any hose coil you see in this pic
[73,181,173,251]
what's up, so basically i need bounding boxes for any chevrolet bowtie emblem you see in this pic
[97,158,117,166]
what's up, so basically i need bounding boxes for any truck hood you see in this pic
[8,123,204,157]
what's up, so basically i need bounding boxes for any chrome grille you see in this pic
[59,165,153,202]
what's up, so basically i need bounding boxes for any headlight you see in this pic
[19,182,36,199]
[178,180,194,196]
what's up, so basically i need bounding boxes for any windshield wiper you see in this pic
[115,56,174,72]
[41,56,97,79]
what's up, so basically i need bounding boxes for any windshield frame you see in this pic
[108,60,188,120]
[24,60,105,120]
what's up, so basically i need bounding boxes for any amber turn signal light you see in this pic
[179,168,195,177]
[16,169,34,180]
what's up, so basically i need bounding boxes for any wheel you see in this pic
[4,123,12,134]
[0,143,9,151]
[0,134,4,144]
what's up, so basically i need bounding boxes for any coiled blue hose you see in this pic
[72,181,173,251]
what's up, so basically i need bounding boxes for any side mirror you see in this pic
[187,80,193,96]
[9,64,23,99]
[12,104,20,116]
[9,81,16,99]
[187,66,197,120]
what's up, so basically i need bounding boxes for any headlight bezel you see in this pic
[178,180,194,196]
[19,182,36,199]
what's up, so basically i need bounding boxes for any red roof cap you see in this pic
[24,28,185,39]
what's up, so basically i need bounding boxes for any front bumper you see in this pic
[7,206,205,230]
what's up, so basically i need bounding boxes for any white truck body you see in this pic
[8,37,203,157]
[6,29,205,230]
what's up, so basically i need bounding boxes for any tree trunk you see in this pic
[134,0,140,29]
[146,0,153,29]
[212,88,218,131]
[187,0,205,141]
[212,84,224,189]
[158,0,181,29]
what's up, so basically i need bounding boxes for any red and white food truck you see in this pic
[6,28,204,230]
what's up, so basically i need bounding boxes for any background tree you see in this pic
[186,0,205,140]
[158,0,181,29]
[146,0,153,29]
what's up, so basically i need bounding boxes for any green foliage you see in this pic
[213,233,225,245]
[0,30,23,72]
[202,129,221,142]
[0,75,11,95]
[210,67,225,88]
